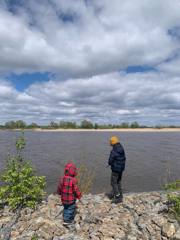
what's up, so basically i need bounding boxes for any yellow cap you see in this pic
[110,136,119,145]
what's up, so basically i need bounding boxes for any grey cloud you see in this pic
[158,56,180,76]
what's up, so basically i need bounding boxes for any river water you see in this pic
[0,130,180,194]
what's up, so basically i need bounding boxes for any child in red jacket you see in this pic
[57,163,81,224]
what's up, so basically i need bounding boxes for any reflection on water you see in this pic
[0,130,180,194]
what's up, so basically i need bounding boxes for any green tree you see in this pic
[49,121,59,128]
[59,121,77,129]
[5,121,16,129]
[27,123,39,129]
[0,132,46,209]
[80,120,94,129]
[5,120,26,129]
[154,124,163,129]
[94,123,99,129]
[130,121,139,128]
[121,122,129,128]
[15,120,26,128]
[66,121,77,129]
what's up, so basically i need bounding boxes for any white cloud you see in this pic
[0,0,180,76]
[1,70,180,125]
[0,81,17,98]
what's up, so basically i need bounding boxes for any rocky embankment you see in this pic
[0,191,180,240]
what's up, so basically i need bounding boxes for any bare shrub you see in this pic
[77,164,95,194]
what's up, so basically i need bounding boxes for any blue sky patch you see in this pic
[125,65,156,74]
[7,72,51,91]
[168,26,180,40]
[6,0,24,14]
[57,10,78,24]
[60,13,77,23]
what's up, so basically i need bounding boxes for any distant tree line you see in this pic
[0,120,39,129]
[0,120,179,129]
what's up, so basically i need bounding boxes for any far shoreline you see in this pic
[1,128,180,132]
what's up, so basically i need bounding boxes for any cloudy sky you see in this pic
[0,0,180,125]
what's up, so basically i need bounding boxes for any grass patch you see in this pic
[164,180,180,222]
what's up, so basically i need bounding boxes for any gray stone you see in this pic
[0,191,179,240]
[173,229,180,240]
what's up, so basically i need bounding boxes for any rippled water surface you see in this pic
[0,130,180,194]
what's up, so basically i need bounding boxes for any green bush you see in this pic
[164,180,180,221]
[164,180,180,191]
[0,132,46,210]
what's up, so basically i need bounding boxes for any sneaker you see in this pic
[63,220,74,226]
[111,194,123,204]
[63,221,69,226]
[106,192,114,200]
[63,221,75,230]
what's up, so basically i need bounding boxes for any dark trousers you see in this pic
[63,203,76,222]
[111,171,123,197]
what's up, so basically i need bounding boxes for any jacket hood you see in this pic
[64,163,77,177]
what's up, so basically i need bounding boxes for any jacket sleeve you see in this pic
[57,177,62,195]
[73,178,82,199]
[108,150,115,166]
[122,145,126,161]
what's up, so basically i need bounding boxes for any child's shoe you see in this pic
[63,221,75,230]
[63,220,74,225]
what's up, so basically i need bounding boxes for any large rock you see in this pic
[162,223,176,238]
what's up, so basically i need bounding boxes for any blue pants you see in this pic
[63,203,76,222]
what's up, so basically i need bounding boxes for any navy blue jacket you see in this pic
[108,143,126,173]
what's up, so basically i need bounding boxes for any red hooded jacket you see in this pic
[57,163,81,205]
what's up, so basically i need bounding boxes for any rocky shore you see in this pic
[0,191,180,240]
